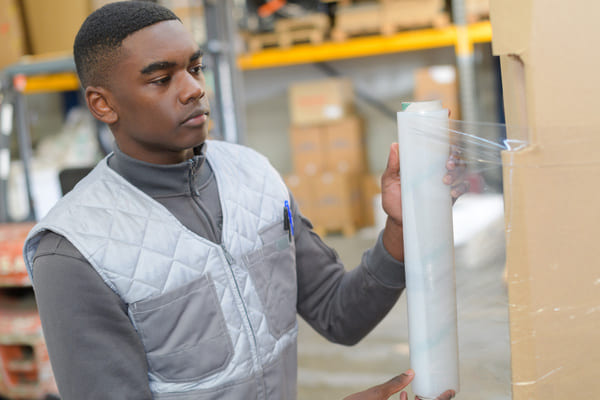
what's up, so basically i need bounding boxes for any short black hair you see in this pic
[74,1,179,88]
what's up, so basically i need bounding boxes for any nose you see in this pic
[178,72,205,105]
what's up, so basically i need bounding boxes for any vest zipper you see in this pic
[219,243,260,361]
[188,158,220,242]
[220,243,235,265]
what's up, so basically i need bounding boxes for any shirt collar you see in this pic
[107,143,211,197]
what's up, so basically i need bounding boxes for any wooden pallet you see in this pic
[275,13,329,48]
[244,13,329,52]
[243,31,279,53]
[331,0,449,41]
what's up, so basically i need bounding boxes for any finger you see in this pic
[377,370,415,397]
[443,167,463,185]
[444,158,467,185]
[446,153,466,171]
[384,143,400,177]
[400,391,408,400]
[435,389,456,400]
[446,145,465,170]
[451,180,470,198]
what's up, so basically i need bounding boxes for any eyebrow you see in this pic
[190,49,203,63]
[140,49,204,75]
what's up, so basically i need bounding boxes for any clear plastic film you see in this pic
[396,102,527,399]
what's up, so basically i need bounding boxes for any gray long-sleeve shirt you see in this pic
[31,143,405,400]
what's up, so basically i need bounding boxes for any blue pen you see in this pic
[284,200,294,236]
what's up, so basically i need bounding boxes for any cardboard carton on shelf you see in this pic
[312,171,362,237]
[289,125,326,176]
[413,65,460,120]
[465,0,490,22]
[491,0,600,397]
[0,0,26,69]
[323,116,368,174]
[360,173,381,228]
[20,0,90,55]
[284,173,318,224]
[288,78,354,126]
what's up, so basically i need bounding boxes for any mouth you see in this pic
[182,108,210,127]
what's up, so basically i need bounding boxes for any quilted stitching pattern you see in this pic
[24,141,298,397]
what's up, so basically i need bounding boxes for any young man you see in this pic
[23,2,459,399]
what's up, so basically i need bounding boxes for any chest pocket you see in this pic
[129,274,233,383]
[244,220,297,338]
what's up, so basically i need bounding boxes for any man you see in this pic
[23,2,461,399]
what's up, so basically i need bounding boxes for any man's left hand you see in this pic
[343,369,456,400]
[443,145,469,203]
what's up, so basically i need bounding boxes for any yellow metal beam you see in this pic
[237,21,492,70]
[15,73,80,94]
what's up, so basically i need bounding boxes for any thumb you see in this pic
[383,143,400,180]
[378,370,414,397]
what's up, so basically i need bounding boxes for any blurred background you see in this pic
[0,1,510,399]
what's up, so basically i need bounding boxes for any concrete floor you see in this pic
[296,216,511,400]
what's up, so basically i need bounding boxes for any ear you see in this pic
[85,86,118,125]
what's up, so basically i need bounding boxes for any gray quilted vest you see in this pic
[24,140,299,400]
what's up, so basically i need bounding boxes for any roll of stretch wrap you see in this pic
[397,101,459,399]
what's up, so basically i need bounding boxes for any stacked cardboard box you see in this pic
[20,0,90,55]
[413,65,460,120]
[12,0,204,57]
[0,0,26,69]
[491,0,600,397]
[286,78,380,236]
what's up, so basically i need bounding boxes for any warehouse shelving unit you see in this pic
[0,21,491,94]
[238,20,491,70]
[0,19,492,222]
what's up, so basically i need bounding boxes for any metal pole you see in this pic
[15,93,36,221]
[0,93,12,223]
[452,0,479,123]
[203,0,246,144]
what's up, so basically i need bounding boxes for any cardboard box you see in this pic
[90,0,118,9]
[0,0,26,68]
[491,0,600,398]
[360,173,381,228]
[288,78,354,126]
[289,125,326,176]
[284,174,317,223]
[324,116,367,173]
[158,0,206,44]
[465,0,489,22]
[414,65,460,119]
[21,0,90,55]
[313,172,361,233]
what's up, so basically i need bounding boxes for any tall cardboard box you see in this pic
[0,0,26,68]
[323,116,367,174]
[21,0,90,55]
[491,0,600,398]
[289,78,354,126]
[289,125,326,176]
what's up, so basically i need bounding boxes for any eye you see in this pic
[150,76,171,85]
[190,64,206,75]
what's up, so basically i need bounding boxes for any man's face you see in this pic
[107,20,210,164]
